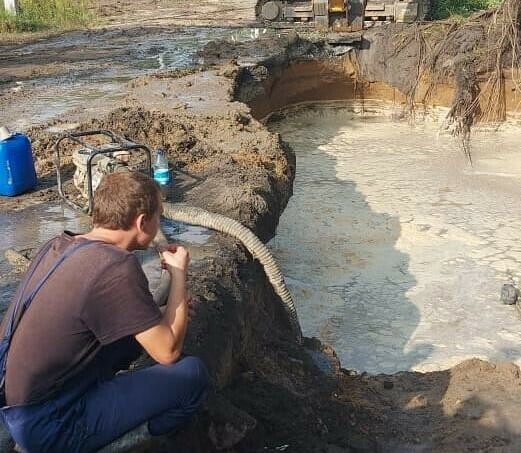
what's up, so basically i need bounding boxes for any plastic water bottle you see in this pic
[153,148,170,186]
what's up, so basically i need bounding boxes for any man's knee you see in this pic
[171,356,209,403]
[185,356,209,390]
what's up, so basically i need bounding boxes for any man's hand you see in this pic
[137,243,191,365]
[160,244,190,275]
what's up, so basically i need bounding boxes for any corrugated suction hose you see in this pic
[156,203,303,344]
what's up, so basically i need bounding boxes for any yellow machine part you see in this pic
[329,0,346,13]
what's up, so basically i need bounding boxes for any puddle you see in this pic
[0,203,91,252]
[269,101,521,374]
[0,203,90,313]
[161,221,212,245]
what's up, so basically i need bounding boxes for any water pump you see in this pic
[54,130,152,213]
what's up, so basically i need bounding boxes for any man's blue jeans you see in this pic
[1,355,209,453]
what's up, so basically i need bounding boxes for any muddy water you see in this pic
[1,27,270,129]
[0,204,90,314]
[269,101,521,374]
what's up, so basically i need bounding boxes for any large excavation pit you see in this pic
[267,101,521,374]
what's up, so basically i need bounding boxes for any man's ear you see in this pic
[136,213,146,232]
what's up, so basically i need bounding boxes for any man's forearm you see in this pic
[164,268,189,357]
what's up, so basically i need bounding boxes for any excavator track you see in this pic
[256,0,431,30]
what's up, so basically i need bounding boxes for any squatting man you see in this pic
[0,171,209,452]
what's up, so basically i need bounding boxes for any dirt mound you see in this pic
[1,99,293,243]
[334,359,521,452]
[84,106,292,242]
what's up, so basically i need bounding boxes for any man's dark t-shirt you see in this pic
[3,232,162,406]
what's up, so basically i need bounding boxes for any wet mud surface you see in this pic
[0,25,276,130]
[2,1,521,451]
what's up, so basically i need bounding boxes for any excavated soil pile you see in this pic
[0,105,293,242]
[87,106,293,242]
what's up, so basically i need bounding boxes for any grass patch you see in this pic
[0,0,91,33]
[432,0,504,20]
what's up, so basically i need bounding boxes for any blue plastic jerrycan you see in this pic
[0,127,37,197]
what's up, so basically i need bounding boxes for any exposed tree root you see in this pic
[394,0,521,161]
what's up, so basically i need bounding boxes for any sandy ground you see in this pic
[0,0,256,44]
[92,0,257,28]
